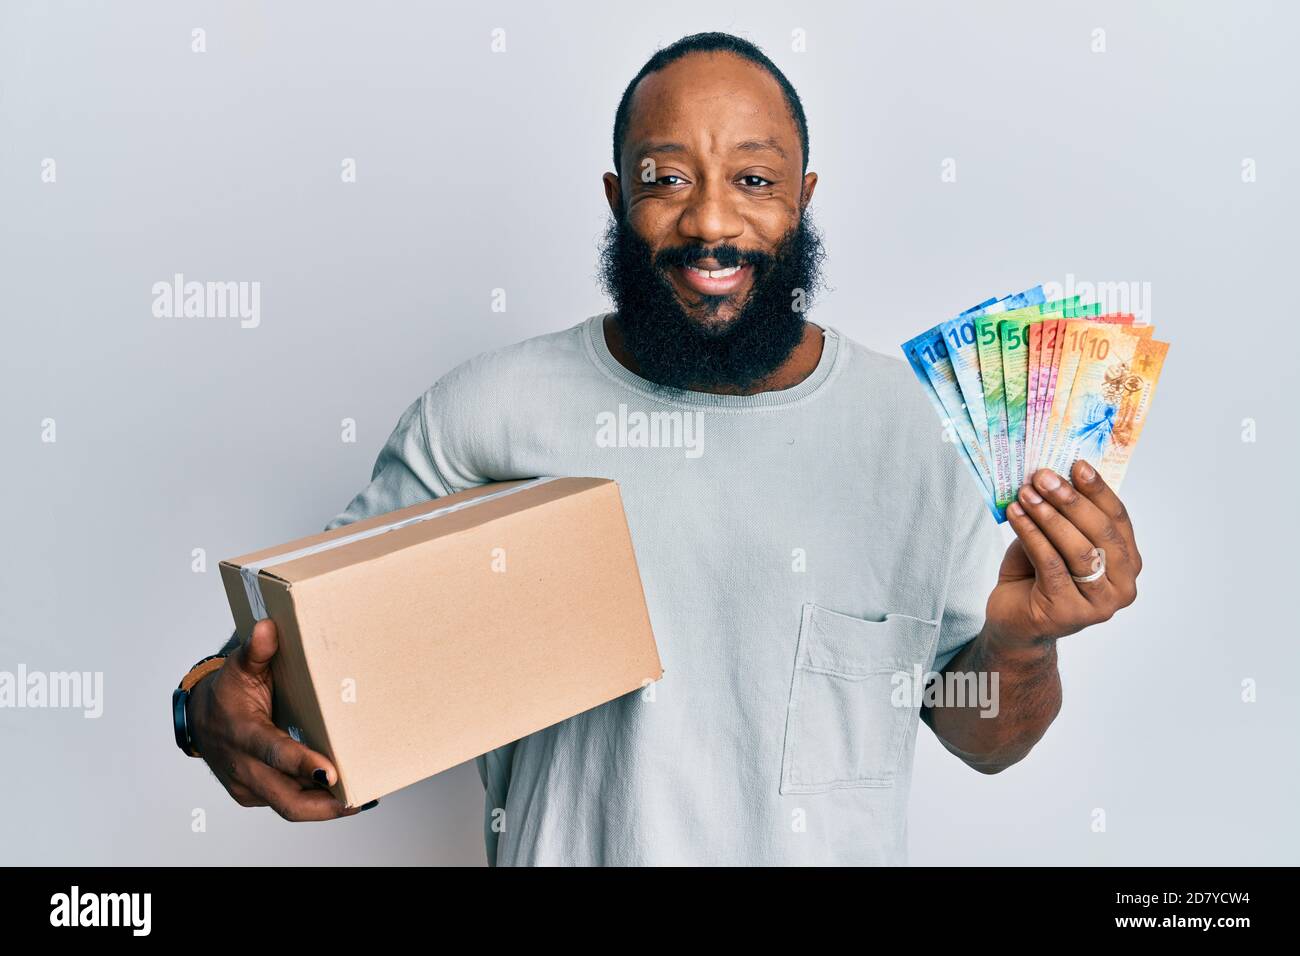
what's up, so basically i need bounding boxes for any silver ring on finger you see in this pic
[1071,547,1107,584]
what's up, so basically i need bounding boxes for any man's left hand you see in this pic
[985,459,1142,649]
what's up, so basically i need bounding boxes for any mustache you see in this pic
[652,242,775,274]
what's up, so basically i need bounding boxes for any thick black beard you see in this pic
[596,208,827,391]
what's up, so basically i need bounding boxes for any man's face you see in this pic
[599,52,823,391]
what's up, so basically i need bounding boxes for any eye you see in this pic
[655,174,686,186]
[739,175,773,188]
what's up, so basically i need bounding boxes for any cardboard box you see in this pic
[219,477,662,807]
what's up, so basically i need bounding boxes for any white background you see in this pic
[1,0,1295,864]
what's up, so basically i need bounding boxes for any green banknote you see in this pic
[1000,300,1099,491]
[974,297,1081,509]
[939,286,1045,485]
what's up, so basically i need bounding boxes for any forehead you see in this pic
[623,52,799,163]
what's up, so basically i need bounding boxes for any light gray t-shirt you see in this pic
[325,312,1002,865]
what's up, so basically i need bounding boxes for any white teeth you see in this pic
[686,265,742,279]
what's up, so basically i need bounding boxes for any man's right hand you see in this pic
[187,619,373,821]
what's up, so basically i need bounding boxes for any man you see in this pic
[175,32,1142,865]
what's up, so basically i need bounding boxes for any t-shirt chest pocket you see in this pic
[779,603,940,794]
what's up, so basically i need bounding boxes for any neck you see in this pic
[602,314,824,396]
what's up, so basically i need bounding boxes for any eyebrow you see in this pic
[636,137,788,160]
[735,137,787,159]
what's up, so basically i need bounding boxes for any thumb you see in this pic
[233,618,279,678]
[997,538,1034,582]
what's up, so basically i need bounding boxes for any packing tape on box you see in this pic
[238,477,560,623]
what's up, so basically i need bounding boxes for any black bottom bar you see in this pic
[0,866,1282,939]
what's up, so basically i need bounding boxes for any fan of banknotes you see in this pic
[902,284,1169,523]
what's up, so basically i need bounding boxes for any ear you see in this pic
[603,172,623,218]
[799,171,819,211]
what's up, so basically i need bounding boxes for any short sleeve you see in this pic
[323,390,453,532]
[931,485,1005,674]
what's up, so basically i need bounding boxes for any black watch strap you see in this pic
[173,654,227,757]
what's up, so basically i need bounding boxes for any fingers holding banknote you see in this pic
[996,461,1141,641]
[1025,461,1140,582]
[1067,459,1142,575]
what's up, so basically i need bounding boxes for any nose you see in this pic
[677,177,745,246]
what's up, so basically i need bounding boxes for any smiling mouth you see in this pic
[674,262,754,296]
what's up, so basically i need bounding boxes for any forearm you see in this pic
[921,628,1062,774]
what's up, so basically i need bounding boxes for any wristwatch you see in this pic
[172,654,228,757]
